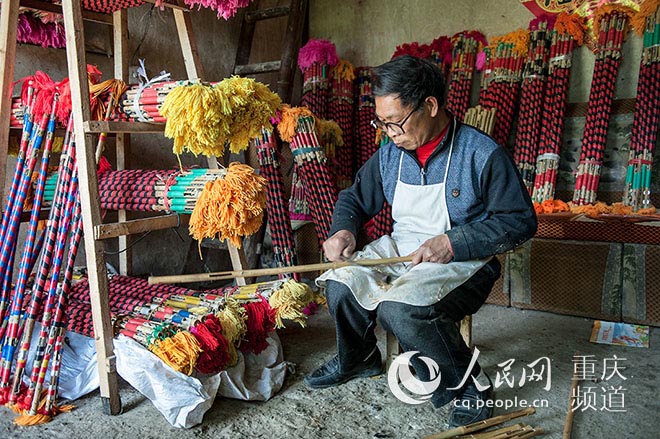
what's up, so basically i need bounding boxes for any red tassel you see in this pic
[0,387,9,405]
[191,315,230,374]
[97,156,112,177]
[240,296,275,355]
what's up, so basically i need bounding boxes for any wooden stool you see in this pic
[385,315,473,370]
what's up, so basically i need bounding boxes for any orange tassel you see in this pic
[631,0,660,35]
[555,12,586,46]
[277,105,315,142]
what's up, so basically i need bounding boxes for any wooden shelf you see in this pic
[94,213,188,240]
[84,120,166,133]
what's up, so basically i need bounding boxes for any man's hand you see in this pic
[410,234,453,265]
[323,230,356,262]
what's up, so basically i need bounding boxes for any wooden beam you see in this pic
[144,0,190,11]
[277,0,307,102]
[20,0,112,24]
[233,2,259,70]
[61,0,121,416]
[234,61,282,75]
[172,0,219,171]
[245,6,290,23]
[94,214,182,240]
[0,0,20,206]
[113,9,132,276]
[84,120,165,133]
[173,1,204,82]
[228,243,248,286]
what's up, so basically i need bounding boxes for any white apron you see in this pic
[317,123,490,310]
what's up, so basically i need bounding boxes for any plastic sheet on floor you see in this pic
[31,329,287,428]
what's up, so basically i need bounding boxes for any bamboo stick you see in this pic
[563,363,581,439]
[148,256,414,285]
[459,423,527,438]
[423,408,536,439]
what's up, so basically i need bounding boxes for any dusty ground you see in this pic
[1,304,657,439]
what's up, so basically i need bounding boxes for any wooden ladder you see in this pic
[233,0,308,102]
[0,0,248,415]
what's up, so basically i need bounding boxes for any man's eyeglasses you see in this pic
[370,102,422,136]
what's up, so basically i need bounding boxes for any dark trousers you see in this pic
[325,257,501,407]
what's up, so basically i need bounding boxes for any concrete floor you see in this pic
[1,304,657,438]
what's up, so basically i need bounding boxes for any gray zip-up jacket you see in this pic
[329,116,537,261]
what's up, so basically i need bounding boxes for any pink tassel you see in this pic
[297,39,339,71]
[183,0,253,20]
[17,12,66,49]
[476,51,487,71]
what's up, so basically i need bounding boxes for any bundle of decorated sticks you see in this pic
[328,59,356,190]
[624,2,660,211]
[355,67,378,168]
[43,167,227,213]
[446,31,487,121]
[513,16,554,193]
[478,29,529,148]
[297,38,339,120]
[572,5,633,206]
[278,107,338,246]
[253,128,299,269]
[531,12,585,203]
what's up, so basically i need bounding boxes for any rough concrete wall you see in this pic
[309,0,641,99]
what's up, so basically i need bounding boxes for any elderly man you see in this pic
[305,55,537,427]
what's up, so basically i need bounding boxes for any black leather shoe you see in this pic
[448,373,494,428]
[304,348,383,389]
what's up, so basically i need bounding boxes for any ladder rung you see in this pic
[84,120,165,133]
[94,214,187,240]
[234,61,282,75]
[245,6,290,23]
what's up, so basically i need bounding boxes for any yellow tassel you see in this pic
[215,297,247,367]
[216,297,248,345]
[316,118,344,159]
[213,76,282,154]
[268,279,315,328]
[148,331,202,375]
[160,76,282,157]
[161,82,226,158]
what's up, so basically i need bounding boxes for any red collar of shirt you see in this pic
[415,121,450,167]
